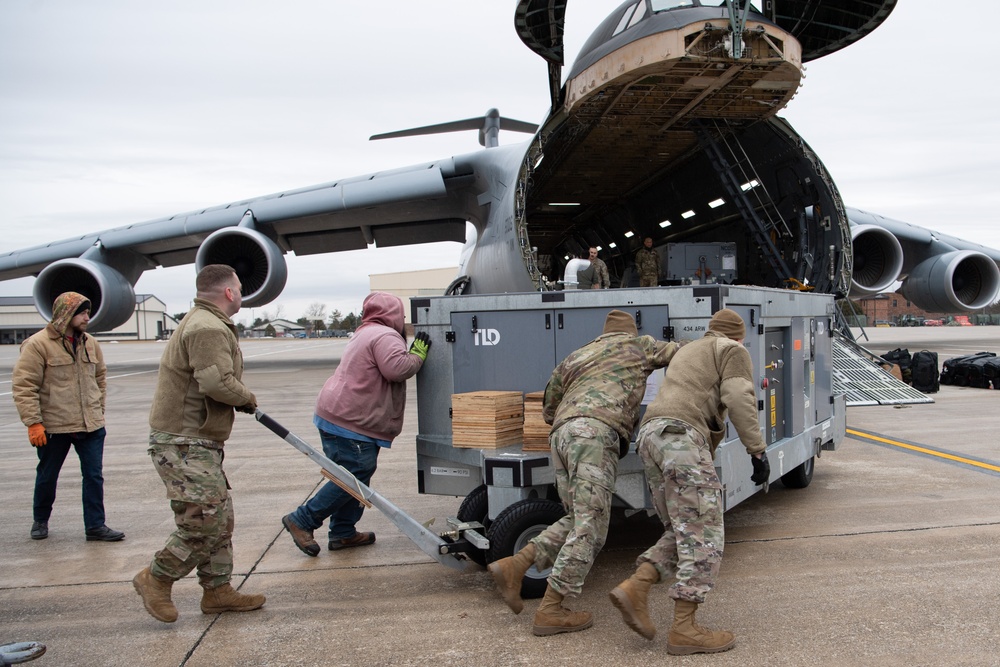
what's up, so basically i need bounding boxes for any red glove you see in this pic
[28,423,47,447]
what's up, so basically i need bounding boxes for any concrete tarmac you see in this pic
[1,327,999,667]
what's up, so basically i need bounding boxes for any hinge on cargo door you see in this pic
[445,331,456,342]
[663,326,674,341]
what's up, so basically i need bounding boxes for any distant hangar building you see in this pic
[0,294,178,344]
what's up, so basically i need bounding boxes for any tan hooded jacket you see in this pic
[641,331,765,457]
[148,297,253,444]
[12,292,107,434]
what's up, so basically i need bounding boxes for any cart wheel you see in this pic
[456,485,491,566]
[487,498,566,600]
[780,456,814,489]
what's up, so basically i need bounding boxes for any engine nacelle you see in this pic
[850,224,904,297]
[901,250,1000,313]
[196,227,287,307]
[33,259,137,332]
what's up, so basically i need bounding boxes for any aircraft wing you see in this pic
[0,158,478,280]
[0,155,488,330]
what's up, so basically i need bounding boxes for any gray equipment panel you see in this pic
[413,286,845,515]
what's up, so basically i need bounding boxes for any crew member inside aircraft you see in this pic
[635,237,660,287]
[133,264,265,623]
[609,308,768,655]
[588,247,610,289]
[12,292,125,543]
[489,310,680,636]
[576,251,597,290]
[281,291,431,555]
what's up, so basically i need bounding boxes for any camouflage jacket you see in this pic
[543,332,680,442]
[635,247,660,278]
[590,257,610,289]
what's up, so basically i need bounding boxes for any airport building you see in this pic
[370,266,459,332]
[0,295,177,345]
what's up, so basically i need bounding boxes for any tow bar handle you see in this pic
[254,410,477,573]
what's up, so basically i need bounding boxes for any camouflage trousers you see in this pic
[531,417,618,598]
[148,437,234,589]
[639,274,658,288]
[636,417,724,603]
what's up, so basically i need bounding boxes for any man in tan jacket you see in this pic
[132,264,264,624]
[609,308,769,654]
[12,291,124,542]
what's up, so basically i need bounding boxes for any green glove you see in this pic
[409,331,431,362]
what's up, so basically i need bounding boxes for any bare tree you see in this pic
[305,302,327,321]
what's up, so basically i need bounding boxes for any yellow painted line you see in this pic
[847,428,1000,473]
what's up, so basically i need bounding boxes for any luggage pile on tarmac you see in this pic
[881,348,1000,392]
[939,351,999,389]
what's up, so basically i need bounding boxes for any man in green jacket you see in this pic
[489,310,680,636]
[133,264,264,624]
[609,308,769,654]
[12,291,124,542]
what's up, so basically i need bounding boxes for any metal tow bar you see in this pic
[254,410,485,572]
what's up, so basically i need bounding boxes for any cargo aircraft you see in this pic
[1,0,998,331]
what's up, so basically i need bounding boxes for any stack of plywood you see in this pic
[451,391,524,448]
[522,391,551,451]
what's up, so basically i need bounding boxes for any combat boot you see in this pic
[531,584,593,636]
[200,583,266,614]
[132,567,178,623]
[609,561,659,639]
[666,599,735,655]
[487,542,536,614]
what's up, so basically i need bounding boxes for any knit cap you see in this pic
[603,310,637,336]
[708,308,745,340]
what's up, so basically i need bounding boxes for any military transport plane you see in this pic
[1,0,999,332]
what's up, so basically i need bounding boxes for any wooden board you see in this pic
[451,391,524,449]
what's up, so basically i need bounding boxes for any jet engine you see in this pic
[900,250,1000,313]
[33,259,137,332]
[195,226,287,307]
[850,224,904,296]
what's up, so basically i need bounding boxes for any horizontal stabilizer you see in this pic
[370,108,537,147]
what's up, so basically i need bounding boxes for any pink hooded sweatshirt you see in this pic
[314,292,424,443]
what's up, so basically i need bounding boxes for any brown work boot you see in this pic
[133,567,178,623]
[200,583,266,614]
[666,599,736,655]
[328,531,376,551]
[282,514,320,556]
[487,542,536,614]
[532,584,593,636]
[609,561,659,640]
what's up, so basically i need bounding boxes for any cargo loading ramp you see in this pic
[833,334,934,406]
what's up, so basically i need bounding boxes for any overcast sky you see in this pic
[1,1,997,323]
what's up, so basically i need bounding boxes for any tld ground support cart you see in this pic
[412,285,846,595]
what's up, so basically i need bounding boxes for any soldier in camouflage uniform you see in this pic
[489,310,680,636]
[609,308,770,654]
[132,265,264,624]
[587,247,610,289]
[635,237,660,287]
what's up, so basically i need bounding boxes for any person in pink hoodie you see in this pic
[281,291,431,555]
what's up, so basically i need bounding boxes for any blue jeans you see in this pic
[33,427,107,530]
[289,430,380,540]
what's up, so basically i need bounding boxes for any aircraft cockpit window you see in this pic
[650,0,696,13]
[612,2,639,36]
[626,2,648,30]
